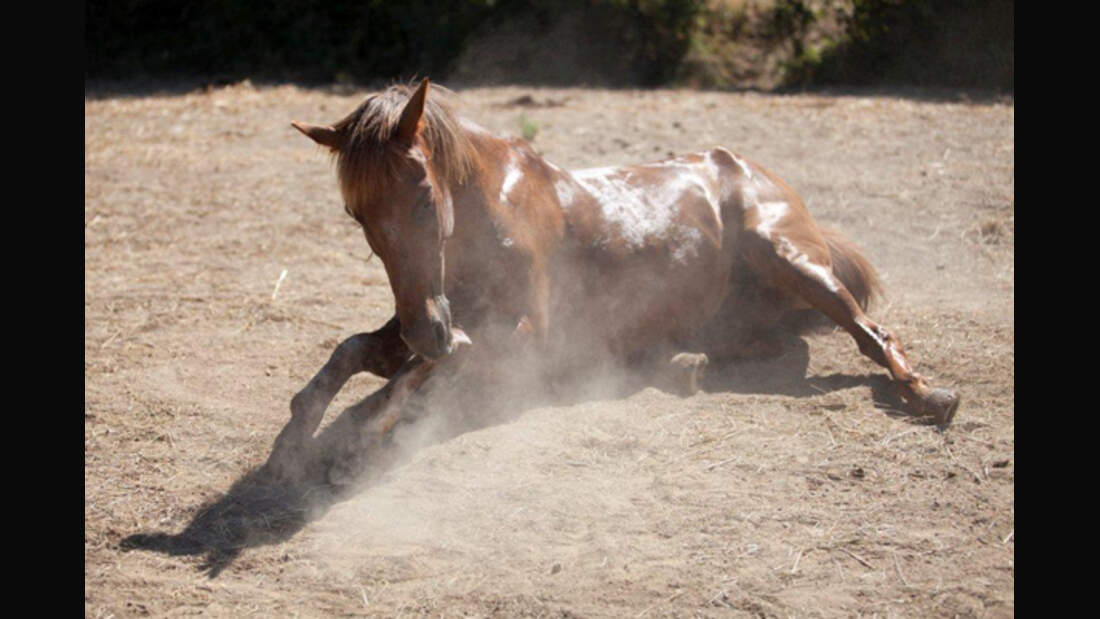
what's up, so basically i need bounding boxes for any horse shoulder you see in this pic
[487,143,568,263]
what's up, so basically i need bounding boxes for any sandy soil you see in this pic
[85,81,1013,617]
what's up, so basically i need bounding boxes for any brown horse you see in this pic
[266,79,959,481]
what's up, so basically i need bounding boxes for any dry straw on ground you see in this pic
[86,81,1013,617]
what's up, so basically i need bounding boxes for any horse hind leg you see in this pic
[660,352,710,396]
[741,227,960,425]
[620,339,709,397]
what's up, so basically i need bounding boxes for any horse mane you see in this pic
[333,82,477,201]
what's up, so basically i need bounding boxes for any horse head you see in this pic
[292,79,462,360]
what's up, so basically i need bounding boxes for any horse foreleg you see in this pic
[323,329,472,485]
[266,317,409,480]
[321,355,433,485]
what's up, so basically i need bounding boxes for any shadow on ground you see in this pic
[119,468,340,578]
[119,334,926,577]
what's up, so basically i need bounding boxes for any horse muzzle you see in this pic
[401,295,459,360]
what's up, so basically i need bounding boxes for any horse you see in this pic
[266,79,959,482]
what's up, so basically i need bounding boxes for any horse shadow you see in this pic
[699,333,925,424]
[119,466,340,577]
[119,333,924,576]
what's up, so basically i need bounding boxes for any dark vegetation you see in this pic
[86,0,1012,91]
[782,0,1014,90]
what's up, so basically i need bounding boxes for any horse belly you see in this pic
[608,252,728,354]
[551,201,731,360]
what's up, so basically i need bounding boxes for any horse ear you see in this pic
[291,121,342,150]
[395,78,430,144]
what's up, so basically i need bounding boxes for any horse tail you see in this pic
[821,226,882,312]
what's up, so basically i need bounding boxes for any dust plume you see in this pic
[297,283,698,566]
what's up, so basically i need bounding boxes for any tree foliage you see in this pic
[86,0,1012,90]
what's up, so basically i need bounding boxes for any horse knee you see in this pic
[289,387,325,426]
[333,333,371,365]
[363,320,413,377]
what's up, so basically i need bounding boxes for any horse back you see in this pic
[541,149,752,357]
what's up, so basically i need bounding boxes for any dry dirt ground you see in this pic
[85,82,1013,617]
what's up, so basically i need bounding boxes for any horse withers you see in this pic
[266,79,959,483]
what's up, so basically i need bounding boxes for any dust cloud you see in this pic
[297,286,698,570]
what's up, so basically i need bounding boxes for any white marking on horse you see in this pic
[731,153,753,179]
[500,154,524,204]
[770,221,841,294]
[572,166,711,265]
[554,179,578,208]
[574,168,676,249]
[671,225,703,263]
[653,156,722,225]
[785,243,840,293]
[754,200,789,238]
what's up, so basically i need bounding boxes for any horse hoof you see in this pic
[669,352,709,396]
[916,388,960,426]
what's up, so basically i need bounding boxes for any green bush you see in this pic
[86,0,1011,90]
[785,0,1014,90]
